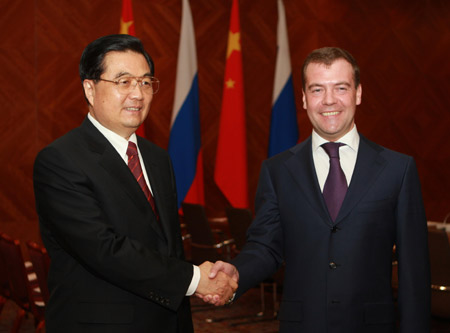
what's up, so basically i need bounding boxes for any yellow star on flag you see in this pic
[225,78,235,89]
[120,18,133,34]
[226,31,241,59]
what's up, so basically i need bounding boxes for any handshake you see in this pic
[195,261,239,306]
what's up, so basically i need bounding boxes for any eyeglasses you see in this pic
[98,76,160,94]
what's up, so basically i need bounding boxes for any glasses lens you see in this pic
[151,78,160,94]
[117,78,133,93]
[114,77,159,94]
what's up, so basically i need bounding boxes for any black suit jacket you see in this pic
[233,135,430,333]
[33,117,194,332]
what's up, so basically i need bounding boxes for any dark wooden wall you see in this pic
[0,0,449,244]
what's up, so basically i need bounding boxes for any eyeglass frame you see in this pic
[97,76,160,94]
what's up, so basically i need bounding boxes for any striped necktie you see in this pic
[126,141,159,219]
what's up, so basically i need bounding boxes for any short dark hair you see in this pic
[301,47,360,90]
[79,34,154,83]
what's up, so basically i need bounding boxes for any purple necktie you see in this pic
[322,142,347,221]
[127,141,159,220]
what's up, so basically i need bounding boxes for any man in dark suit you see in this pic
[206,47,430,332]
[33,34,236,333]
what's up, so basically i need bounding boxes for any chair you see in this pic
[26,241,50,305]
[0,242,9,316]
[444,212,450,225]
[0,233,45,332]
[181,203,234,265]
[225,207,252,254]
[428,227,450,318]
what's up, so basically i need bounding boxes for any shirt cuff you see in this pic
[185,265,200,296]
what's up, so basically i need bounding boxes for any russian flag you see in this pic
[268,0,298,157]
[168,0,204,208]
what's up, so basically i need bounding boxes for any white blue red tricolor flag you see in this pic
[268,0,299,157]
[168,0,204,208]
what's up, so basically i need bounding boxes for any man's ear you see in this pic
[302,90,307,110]
[83,79,95,106]
[356,84,362,105]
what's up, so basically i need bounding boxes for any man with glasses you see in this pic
[33,34,236,332]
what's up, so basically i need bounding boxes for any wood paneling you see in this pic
[0,0,449,243]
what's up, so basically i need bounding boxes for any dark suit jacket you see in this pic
[33,117,194,333]
[233,135,430,333]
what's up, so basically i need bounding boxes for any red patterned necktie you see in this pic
[322,142,348,221]
[126,141,159,219]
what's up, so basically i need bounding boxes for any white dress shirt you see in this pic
[312,125,360,191]
[87,113,200,296]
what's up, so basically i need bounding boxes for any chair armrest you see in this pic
[431,284,450,292]
[191,239,234,250]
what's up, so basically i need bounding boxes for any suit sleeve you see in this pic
[395,157,431,332]
[33,145,193,311]
[232,160,284,297]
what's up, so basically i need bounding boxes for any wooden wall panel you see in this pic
[0,0,449,245]
[0,0,39,242]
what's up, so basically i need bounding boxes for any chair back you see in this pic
[225,207,253,252]
[428,227,450,285]
[26,241,50,304]
[0,233,32,308]
[0,234,46,331]
[182,203,217,246]
[0,236,11,298]
[428,227,450,318]
[181,203,221,264]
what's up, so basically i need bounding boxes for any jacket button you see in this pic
[331,226,338,233]
[329,262,337,269]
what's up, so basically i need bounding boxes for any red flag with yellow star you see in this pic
[120,0,135,35]
[120,0,146,137]
[214,0,248,208]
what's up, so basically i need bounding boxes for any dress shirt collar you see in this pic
[87,113,137,161]
[312,124,360,152]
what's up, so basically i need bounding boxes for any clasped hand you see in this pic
[195,261,239,306]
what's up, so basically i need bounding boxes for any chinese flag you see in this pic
[120,0,146,137]
[214,0,248,208]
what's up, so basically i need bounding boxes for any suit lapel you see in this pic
[284,137,331,225]
[81,119,166,241]
[335,135,387,223]
[283,135,388,226]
